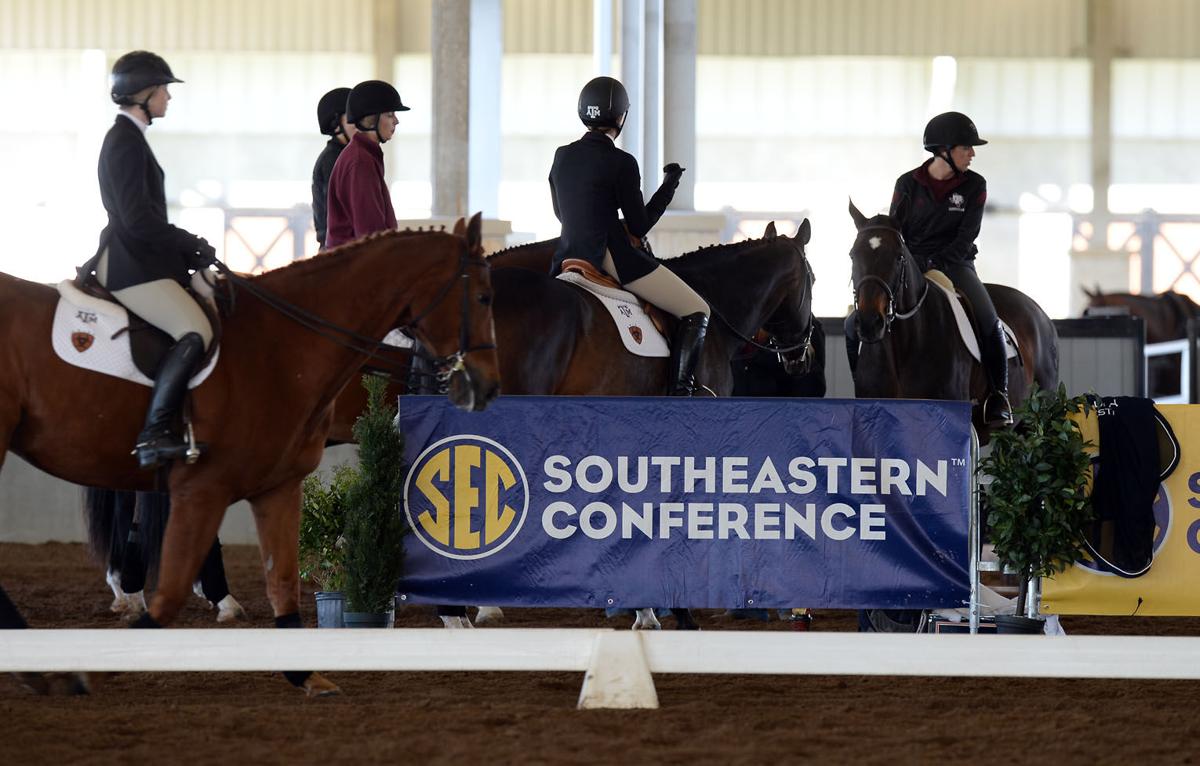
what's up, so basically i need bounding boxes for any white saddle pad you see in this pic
[556,272,670,357]
[52,280,219,388]
[925,273,1019,363]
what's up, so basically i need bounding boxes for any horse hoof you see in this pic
[192,581,212,606]
[215,595,247,623]
[631,608,662,631]
[13,672,93,696]
[303,673,342,698]
[440,616,475,629]
[473,606,504,625]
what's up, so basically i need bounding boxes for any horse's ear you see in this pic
[848,199,869,230]
[795,218,812,246]
[466,212,483,252]
[452,217,467,237]
[763,221,777,238]
[1082,284,1100,300]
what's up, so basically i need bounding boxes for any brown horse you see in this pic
[486,224,815,397]
[847,201,1058,441]
[0,219,500,694]
[1083,286,1200,399]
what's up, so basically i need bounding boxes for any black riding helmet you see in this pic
[110,51,182,124]
[345,80,410,132]
[578,76,630,136]
[923,111,986,175]
[317,87,353,136]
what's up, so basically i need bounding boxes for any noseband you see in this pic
[851,224,928,332]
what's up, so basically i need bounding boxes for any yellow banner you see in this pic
[1041,404,1200,616]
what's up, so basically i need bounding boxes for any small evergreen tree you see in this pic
[979,382,1094,615]
[298,463,358,592]
[343,375,409,614]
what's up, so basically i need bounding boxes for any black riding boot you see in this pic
[133,332,205,470]
[668,312,709,396]
[981,321,1012,426]
[843,313,860,374]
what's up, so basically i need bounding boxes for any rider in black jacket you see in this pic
[311,87,354,250]
[549,76,711,395]
[90,51,217,469]
[846,111,1011,426]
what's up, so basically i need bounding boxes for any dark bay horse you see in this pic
[0,220,500,695]
[847,201,1058,441]
[488,223,815,397]
[1083,286,1200,398]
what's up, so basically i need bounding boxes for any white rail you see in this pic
[1145,337,1192,404]
[3,630,1199,708]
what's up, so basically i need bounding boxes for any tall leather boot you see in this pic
[981,321,1013,426]
[133,332,205,470]
[668,312,709,396]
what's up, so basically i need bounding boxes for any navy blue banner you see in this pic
[396,396,972,610]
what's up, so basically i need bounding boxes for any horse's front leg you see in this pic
[143,487,228,626]
[250,479,341,697]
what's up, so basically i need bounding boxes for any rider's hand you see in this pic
[663,163,686,183]
[189,237,217,270]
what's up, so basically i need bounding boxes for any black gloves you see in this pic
[663,163,686,185]
[187,237,217,270]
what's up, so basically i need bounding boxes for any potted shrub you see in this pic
[299,463,358,628]
[341,374,408,628]
[979,383,1094,634]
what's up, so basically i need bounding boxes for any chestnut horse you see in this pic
[0,220,500,695]
[847,201,1058,441]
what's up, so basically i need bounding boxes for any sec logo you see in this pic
[404,435,529,560]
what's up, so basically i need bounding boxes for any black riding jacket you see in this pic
[93,114,205,290]
[889,158,987,268]
[311,137,345,249]
[548,131,677,281]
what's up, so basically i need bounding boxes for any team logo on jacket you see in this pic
[71,332,94,352]
[404,435,529,560]
[948,193,965,211]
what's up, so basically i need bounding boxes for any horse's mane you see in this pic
[666,236,797,281]
[486,238,555,260]
[252,228,451,283]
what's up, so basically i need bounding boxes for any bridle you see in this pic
[714,247,816,372]
[212,244,494,385]
[851,224,929,336]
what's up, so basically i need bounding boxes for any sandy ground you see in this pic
[2,542,1199,765]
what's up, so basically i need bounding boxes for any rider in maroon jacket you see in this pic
[324,80,408,249]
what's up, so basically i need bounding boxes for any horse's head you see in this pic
[402,213,501,411]
[848,198,922,343]
[761,219,816,375]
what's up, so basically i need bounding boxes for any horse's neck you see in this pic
[488,240,556,271]
[244,241,432,412]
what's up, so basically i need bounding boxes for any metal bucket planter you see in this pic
[342,609,395,628]
[314,591,345,628]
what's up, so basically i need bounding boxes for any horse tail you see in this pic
[138,491,171,582]
[83,487,120,570]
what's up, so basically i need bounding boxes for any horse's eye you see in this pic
[478,293,492,307]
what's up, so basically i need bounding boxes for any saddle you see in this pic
[66,263,225,382]
[924,269,1020,365]
[557,259,672,358]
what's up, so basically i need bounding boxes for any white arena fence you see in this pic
[3,629,1200,709]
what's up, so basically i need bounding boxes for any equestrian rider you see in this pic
[92,51,217,470]
[845,111,1011,425]
[324,79,408,249]
[311,87,356,250]
[549,76,711,396]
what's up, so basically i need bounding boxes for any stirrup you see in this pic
[984,390,1014,427]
